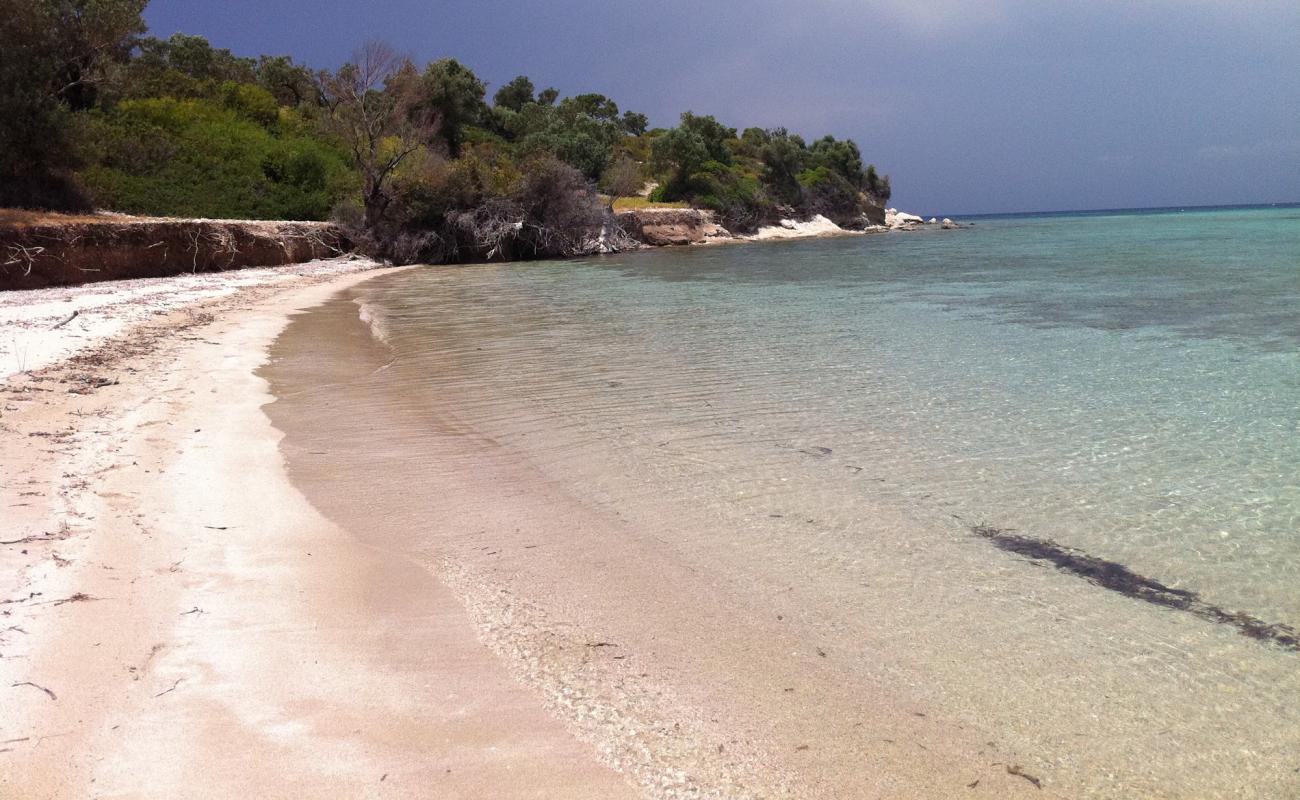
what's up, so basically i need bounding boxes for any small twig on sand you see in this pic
[153,678,183,698]
[11,681,57,701]
[1006,765,1042,790]
[40,592,97,607]
[1,534,60,546]
[51,310,79,330]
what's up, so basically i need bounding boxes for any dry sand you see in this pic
[0,260,634,798]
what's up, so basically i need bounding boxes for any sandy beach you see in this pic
[5,245,1293,799]
[0,260,633,798]
[1,259,1052,800]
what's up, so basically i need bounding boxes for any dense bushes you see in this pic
[77,96,353,219]
[360,147,607,265]
[649,116,889,231]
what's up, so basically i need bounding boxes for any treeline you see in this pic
[0,0,891,263]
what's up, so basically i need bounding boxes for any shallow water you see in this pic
[276,205,1300,797]
[363,206,1300,621]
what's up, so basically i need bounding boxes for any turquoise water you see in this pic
[330,205,1300,794]
[361,206,1299,622]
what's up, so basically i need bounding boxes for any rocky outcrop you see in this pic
[885,208,925,229]
[749,215,849,240]
[884,209,963,231]
[860,196,887,227]
[614,208,733,247]
[0,218,349,290]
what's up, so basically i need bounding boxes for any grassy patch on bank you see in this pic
[610,196,689,210]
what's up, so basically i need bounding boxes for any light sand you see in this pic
[0,262,634,798]
[0,257,377,378]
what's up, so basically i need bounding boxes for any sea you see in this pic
[270,204,1300,797]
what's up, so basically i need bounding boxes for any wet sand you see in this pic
[259,289,1062,799]
[0,264,632,798]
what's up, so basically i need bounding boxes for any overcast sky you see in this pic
[145,1,1299,215]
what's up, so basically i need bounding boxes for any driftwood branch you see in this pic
[11,682,57,701]
[51,310,79,330]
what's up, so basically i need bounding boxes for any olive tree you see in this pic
[319,42,439,228]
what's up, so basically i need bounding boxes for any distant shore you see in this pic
[0,204,952,291]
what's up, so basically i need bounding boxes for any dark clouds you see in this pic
[145,1,1299,214]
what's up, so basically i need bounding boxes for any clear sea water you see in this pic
[360,205,1299,621]
[329,204,1300,795]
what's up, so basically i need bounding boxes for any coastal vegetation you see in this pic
[0,0,892,263]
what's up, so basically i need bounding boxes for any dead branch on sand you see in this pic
[50,310,79,330]
[11,681,57,701]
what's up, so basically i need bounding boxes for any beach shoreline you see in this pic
[257,271,1060,800]
[0,253,1046,800]
[257,246,1297,799]
[0,260,635,798]
[6,223,1293,798]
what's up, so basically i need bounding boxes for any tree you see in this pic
[320,41,439,228]
[651,125,709,189]
[256,54,322,107]
[421,57,487,156]
[621,111,648,136]
[809,135,864,186]
[564,93,618,121]
[650,112,735,191]
[536,87,559,106]
[147,33,254,84]
[40,0,148,111]
[492,75,534,112]
[511,91,628,179]
[740,127,770,153]
[679,112,734,163]
[521,113,618,180]
[600,154,642,210]
[759,128,808,205]
[0,0,146,208]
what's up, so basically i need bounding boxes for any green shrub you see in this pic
[78,97,352,219]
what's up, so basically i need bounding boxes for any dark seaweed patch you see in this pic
[970,524,1299,652]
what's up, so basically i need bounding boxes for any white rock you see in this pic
[885,208,925,229]
[750,215,847,240]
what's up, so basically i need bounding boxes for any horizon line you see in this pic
[930,200,1300,220]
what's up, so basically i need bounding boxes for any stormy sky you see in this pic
[144,1,1299,215]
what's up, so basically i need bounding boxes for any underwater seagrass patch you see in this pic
[970,523,1299,652]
